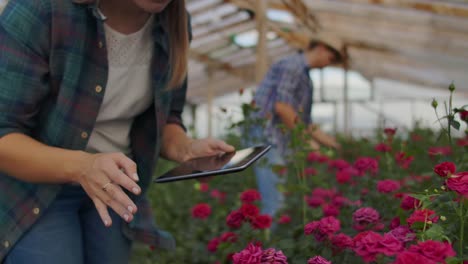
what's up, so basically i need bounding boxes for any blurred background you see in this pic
[182,0,468,139]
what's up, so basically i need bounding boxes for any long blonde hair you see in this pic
[74,0,188,90]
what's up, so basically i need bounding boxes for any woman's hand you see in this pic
[73,152,141,227]
[183,138,235,161]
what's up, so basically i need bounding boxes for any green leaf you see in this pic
[450,120,461,130]
[423,224,447,241]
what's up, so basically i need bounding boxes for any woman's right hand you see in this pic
[73,152,141,227]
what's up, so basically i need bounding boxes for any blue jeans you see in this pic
[4,185,132,264]
[254,146,285,217]
[244,125,285,217]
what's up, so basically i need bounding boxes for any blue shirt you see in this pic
[252,53,313,156]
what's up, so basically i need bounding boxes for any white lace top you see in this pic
[86,15,154,156]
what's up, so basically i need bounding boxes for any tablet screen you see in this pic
[155,145,271,183]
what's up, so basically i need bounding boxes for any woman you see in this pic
[0,0,234,263]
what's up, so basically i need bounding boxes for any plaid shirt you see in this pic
[252,53,313,156]
[0,0,189,259]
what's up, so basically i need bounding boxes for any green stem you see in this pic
[460,198,465,262]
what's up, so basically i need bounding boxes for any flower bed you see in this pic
[131,88,468,264]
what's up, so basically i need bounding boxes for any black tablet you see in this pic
[154,145,271,183]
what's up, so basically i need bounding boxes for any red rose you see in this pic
[457,138,468,147]
[240,189,262,203]
[220,232,238,243]
[408,240,456,263]
[336,169,352,184]
[459,110,468,121]
[377,180,401,194]
[394,152,414,169]
[278,214,291,224]
[407,209,438,227]
[375,143,392,153]
[226,210,245,229]
[328,159,350,171]
[400,195,420,211]
[446,172,468,196]
[207,237,220,252]
[251,214,272,229]
[434,162,456,177]
[393,251,437,264]
[384,128,397,136]
[191,203,211,219]
[199,182,209,192]
[240,203,260,219]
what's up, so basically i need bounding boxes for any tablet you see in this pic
[154,145,271,183]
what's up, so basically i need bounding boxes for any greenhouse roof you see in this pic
[186,0,468,104]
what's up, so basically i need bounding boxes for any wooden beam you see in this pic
[336,0,468,18]
[255,0,268,83]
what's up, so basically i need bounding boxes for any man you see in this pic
[249,40,342,217]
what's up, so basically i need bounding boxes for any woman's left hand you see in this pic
[183,138,235,162]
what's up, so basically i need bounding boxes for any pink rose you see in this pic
[191,203,211,219]
[306,196,325,208]
[393,251,437,264]
[378,233,404,256]
[354,157,379,175]
[307,256,331,264]
[407,209,438,227]
[226,210,245,229]
[408,240,456,263]
[305,217,340,241]
[434,162,456,177]
[446,172,468,196]
[304,221,320,235]
[388,226,416,243]
[353,207,380,231]
[353,231,383,263]
[331,233,353,250]
[232,243,263,264]
[251,214,272,230]
[328,159,350,171]
[199,182,209,192]
[323,204,340,217]
[377,180,401,193]
[240,189,262,203]
[261,248,288,264]
[428,146,452,157]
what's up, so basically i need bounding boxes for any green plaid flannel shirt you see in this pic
[0,0,190,259]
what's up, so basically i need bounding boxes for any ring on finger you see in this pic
[102,181,113,192]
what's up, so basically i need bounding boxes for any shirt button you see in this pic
[3,240,10,248]
[98,41,103,48]
[32,207,40,215]
[95,85,103,93]
[81,132,89,139]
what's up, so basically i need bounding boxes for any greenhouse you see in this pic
[0,0,467,264]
